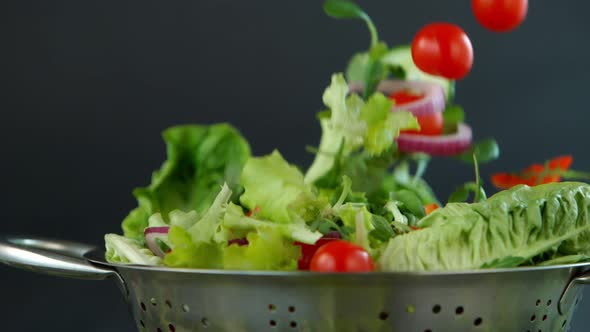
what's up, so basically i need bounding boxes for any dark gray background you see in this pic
[2,0,590,330]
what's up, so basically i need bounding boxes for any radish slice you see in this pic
[349,80,446,117]
[397,123,472,156]
[144,226,170,258]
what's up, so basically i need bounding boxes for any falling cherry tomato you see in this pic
[472,0,528,32]
[411,23,474,80]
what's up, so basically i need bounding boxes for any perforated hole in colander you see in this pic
[288,305,296,313]
[201,318,210,328]
[536,299,541,306]
[530,315,536,322]
[290,321,297,328]
[150,298,157,306]
[473,317,483,326]
[432,304,441,314]
[378,311,389,320]
[547,299,552,306]
[157,328,162,332]
[268,304,276,312]
[140,302,147,312]
[455,306,464,315]
[165,300,172,309]
[269,320,277,328]
[168,323,175,332]
[542,314,547,321]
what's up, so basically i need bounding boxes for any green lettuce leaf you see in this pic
[223,228,301,271]
[223,203,323,244]
[163,184,233,268]
[240,150,325,223]
[105,234,162,265]
[121,124,250,242]
[304,73,418,190]
[163,226,223,269]
[378,182,590,271]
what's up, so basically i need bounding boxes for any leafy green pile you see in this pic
[104,0,590,272]
[106,74,438,269]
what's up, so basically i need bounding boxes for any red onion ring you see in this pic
[397,123,472,156]
[144,226,170,258]
[349,80,446,117]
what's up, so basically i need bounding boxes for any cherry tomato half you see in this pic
[390,90,443,136]
[310,240,374,272]
[472,0,528,32]
[411,23,473,80]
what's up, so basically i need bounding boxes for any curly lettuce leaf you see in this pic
[304,73,418,188]
[378,182,590,271]
[163,226,223,269]
[360,93,418,155]
[223,228,300,271]
[105,234,162,265]
[240,150,325,223]
[121,124,250,242]
[223,203,322,244]
[162,184,232,268]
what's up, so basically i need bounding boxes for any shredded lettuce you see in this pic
[105,234,162,266]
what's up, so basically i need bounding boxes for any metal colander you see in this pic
[1,236,589,332]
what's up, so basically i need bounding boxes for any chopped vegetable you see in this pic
[411,23,474,80]
[397,123,472,155]
[490,155,579,189]
[310,240,375,272]
[472,0,528,32]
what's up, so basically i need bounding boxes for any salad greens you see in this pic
[121,124,250,243]
[104,0,590,272]
[379,182,590,271]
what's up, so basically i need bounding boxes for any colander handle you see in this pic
[559,269,590,315]
[0,236,115,280]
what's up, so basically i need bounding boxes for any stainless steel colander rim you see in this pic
[85,248,590,277]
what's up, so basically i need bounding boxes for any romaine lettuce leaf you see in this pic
[379,182,590,271]
[121,124,250,242]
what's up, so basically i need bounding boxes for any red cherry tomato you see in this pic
[411,23,473,80]
[389,90,423,105]
[403,111,444,136]
[390,90,443,136]
[472,0,528,32]
[294,237,339,270]
[310,240,374,272]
